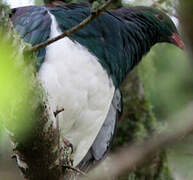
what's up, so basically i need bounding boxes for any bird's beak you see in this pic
[170,33,185,50]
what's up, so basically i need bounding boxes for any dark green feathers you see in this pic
[11,3,180,87]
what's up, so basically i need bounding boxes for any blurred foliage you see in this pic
[117,152,173,180]
[0,33,40,142]
[138,44,190,120]
[34,0,44,5]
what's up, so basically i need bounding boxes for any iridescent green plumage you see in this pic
[11,3,182,87]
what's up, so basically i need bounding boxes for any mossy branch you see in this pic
[0,2,71,180]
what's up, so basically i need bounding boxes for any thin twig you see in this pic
[54,108,64,117]
[27,0,114,52]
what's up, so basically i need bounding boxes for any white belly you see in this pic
[38,13,115,166]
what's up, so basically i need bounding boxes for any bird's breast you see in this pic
[38,13,115,166]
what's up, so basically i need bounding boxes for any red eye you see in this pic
[156,14,164,21]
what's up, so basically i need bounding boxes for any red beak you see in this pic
[170,33,185,50]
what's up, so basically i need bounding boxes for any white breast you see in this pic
[38,13,115,166]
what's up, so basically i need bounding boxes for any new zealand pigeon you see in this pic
[10,1,184,171]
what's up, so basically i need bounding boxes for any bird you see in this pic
[10,1,184,172]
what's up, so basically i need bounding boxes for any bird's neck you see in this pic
[128,19,158,66]
[116,17,159,86]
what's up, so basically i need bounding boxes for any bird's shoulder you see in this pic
[11,6,51,45]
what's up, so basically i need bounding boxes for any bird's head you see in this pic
[115,6,184,50]
[134,7,184,50]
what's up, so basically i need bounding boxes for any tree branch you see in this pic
[0,2,72,180]
[179,0,193,57]
[27,0,114,53]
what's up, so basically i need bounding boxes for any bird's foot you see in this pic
[60,137,74,169]
[63,137,73,154]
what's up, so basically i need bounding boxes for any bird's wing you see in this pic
[10,6,51,70]
[77,89,122,171]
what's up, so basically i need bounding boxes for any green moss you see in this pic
[113,70,156,147]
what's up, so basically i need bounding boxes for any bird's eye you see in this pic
[156,14,164,21]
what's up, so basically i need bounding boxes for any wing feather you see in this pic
[78,89,122,171]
